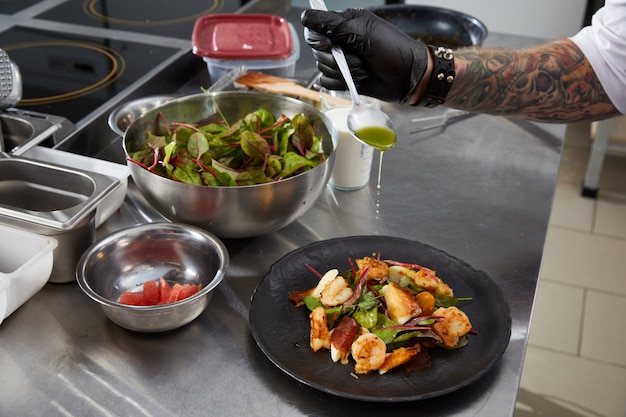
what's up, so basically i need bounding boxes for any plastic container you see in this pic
[192,14,299,81]
[0,224,57,325]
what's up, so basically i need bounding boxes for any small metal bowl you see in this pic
[76,222,229,332]
[107,95,176,137]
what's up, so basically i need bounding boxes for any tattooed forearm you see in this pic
[447,39,619,122]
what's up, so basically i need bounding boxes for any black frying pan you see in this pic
[368,5,488,48]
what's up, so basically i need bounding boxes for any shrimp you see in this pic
[311,269,339,298]
[309,306,331,352]
[320,275,353,307]
[350,332,387,374]
[311,269,354,307]
[388,265,454,297]
[355,257,389,279]
[432,306,472,347]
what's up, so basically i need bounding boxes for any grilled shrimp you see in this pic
[355,257,389,279]
[320,276,353,307]
[311,269,354,307]
[351,332,387,374]
[432,306,472,347]
[309,306,331,352]
[311,269,339,298]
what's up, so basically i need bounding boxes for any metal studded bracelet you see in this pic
[419,46,455,108]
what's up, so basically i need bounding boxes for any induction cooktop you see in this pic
[0,0,42,15]
[36,0,250,39]
[0,0,255,124]
[0,26,179,122]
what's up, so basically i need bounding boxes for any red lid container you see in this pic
[192,14,293,60]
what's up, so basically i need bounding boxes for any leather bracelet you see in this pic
[418,46,455,108]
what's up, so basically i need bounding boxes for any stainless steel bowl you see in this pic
[76,222,229,332]
[122,91,337,239]
[108,95,176,137]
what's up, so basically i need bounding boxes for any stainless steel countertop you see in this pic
[0,5,564,417]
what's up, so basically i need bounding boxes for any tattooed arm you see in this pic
[413,39,619,122]
[301,8,623,122]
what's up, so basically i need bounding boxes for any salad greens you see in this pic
[291,257,474,375]
[128,108,327,186]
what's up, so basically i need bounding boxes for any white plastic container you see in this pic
[0,224,57,325]
[192,14,299,81]
[21,146,130,228]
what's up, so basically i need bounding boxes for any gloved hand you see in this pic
[301,8,428,103]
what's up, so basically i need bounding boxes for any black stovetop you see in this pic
[36,0,249,40]
[0,26,179,123]
[0,0,254,124]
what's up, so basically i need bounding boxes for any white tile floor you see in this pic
[514,122,626,417]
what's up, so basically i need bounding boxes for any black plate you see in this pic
[248,236,511,402]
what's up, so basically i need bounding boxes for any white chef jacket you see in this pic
[570,0,626,114]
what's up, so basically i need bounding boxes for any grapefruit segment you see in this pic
[158,277,172,304]
[178,284,201,301]
[143,279,159,305]
[119,291,145,306]
[167,283,183,304]
[118,279,202,306]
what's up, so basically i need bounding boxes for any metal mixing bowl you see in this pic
[108,95,177,137]
[122,91,337,239]
[76,222,229,332]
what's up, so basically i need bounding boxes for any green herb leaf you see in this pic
[280,151,317,178]
[372,314,399,343]
[304,295,322,312]
[240,130,271,160]
[434,293,459,308]
[187,132,210,159]
[357,290,379,311]
[354,306,378,329]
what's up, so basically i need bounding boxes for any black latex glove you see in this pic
[301,8,428,103]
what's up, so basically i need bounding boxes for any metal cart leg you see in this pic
[581,118,614,198]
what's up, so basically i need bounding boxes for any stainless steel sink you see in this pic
[0,109,74,154]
